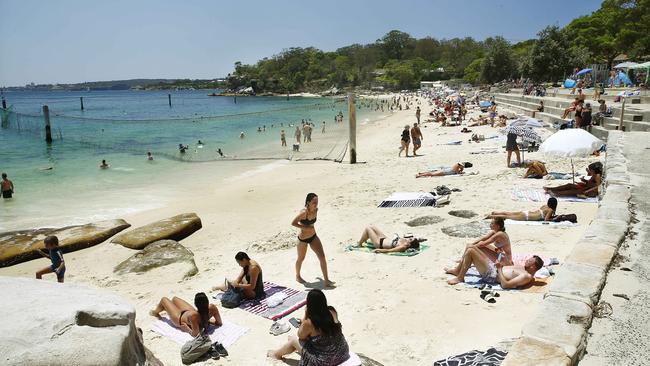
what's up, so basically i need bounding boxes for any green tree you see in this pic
[378,30,416,62]
[463,58,483,84]
[527,26,572,82]
[481,37,515,83]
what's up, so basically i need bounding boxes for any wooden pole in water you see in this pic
[80,97,84,111]
[1,97,6,109]
[348,93,357,164]
[43,105,52,143]
[618,96,626,131]
[1,98,6,126]
[168,94,172,107]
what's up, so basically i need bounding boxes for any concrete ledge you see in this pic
[502,130,631,365]
[501,336,571,366]
[547,262,606,306]
[521,295,592,360]
[565,241,618,271]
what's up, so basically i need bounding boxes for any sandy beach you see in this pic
[0,95,601,365]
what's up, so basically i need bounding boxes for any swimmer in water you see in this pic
[240,132,245,139]
[99,160,109,169]
[147,152,154,161]
[179,144,188,153]
[197,140,204,146]
[217,148,224,157]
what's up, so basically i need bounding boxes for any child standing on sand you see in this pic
[36,235,66,283]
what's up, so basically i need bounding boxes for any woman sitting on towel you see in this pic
[444,218,513,276]
[356,225,423,253]
[150,292,222,337]
[486,197,557,222]
[522,160,548,179]
[212,251,265,299]
[415,162,464,178]
[267,289,350,365]
[543,162,602,198]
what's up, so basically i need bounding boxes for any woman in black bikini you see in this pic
[292,193,334,287]
[150,292,222,337]
[356,225,422,253]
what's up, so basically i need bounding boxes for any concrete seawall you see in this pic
[502,131,632,365]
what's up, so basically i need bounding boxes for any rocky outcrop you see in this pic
[0,219,131,267]
[111,213,202,250]
[441,220,490,238]
[448,210,478,219]
[114,240,198,279]
[0,276,147,366]
[405,215,444,227]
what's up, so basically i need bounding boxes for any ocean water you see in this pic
[0,90,384,231]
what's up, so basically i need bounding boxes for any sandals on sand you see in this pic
[480,290,500,303]
[270,321,291,336]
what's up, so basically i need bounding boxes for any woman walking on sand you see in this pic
[292,193,335,287]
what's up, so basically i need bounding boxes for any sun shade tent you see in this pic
[613,61,638,69]
[539,129,604,183]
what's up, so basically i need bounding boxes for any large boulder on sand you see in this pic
[111,213,202,250]
[0,219,131,267]
[114,240,198,279]
[0,276,147,366]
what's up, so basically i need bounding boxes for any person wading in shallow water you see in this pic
[1,173,15,199]
[292,193,335,288]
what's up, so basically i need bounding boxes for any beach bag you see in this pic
[221,287,242,308]
[552,214,577,223]
[181,333,212,364]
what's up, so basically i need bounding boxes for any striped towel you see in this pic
[215,282,307,320]
[150,318,248,347]
[510,187,598,203]
[378,192,436,208]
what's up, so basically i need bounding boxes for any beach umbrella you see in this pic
[576,68,592,76]
[564,79,577,88]
[479,101,491,108]
[614,61,638,69]
[539,129,604,183]
[500,125,542,144]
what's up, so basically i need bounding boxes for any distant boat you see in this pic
[207,92,220,96]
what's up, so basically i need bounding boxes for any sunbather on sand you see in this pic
[522,160,548,178]
[446,249,544,288]
[416,163,464,178]
[356,225,424,253]
[150,292,222,337]
[445,218,512,275]
[486,197,557,222]
[544,162,602,197]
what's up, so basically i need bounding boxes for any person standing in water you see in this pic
[1,173,15,199]
[281,130,287,146]
[99,160,109,169]
[322,121,326,133]
[295,126,301,144]
[147,152,154,161]
[292,193,334,287]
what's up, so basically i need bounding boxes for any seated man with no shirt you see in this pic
[447,246,544,289]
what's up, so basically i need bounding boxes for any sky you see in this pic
[0,0,602,86]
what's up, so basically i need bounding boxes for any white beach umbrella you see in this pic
[613,61,638,69]
[539,129,604,183]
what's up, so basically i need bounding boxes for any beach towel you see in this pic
[470,149,499,154]
[502,219,577,227]
[345,241,430,256]
[214,282,307,320]
[433,347,507,366]
[510,187,598,203]
[378,192,436,208]
[462,265,553,292]
[150,318,248,348]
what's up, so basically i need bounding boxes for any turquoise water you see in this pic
[0,90,383,231]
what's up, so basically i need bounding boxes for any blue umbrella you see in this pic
[479,101,491,108]
[564,79,577,88]
[576,68,592,76]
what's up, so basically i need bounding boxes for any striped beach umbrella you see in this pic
[500,125,542,144]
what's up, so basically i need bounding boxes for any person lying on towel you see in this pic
[543,162,602,198]
[522,160,548,179]
[446,247,544,289]
[486,197,557,222]
[416,162,466,178]
[356,225,425,253]
[445,218,512,274]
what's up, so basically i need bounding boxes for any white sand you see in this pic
[1,96,600,365]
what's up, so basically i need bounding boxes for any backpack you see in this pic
[181,333,212,364]
[220,287,243,308]
[552,214,577,223]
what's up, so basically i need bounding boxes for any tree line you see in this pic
[226,0,649,92]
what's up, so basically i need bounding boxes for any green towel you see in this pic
[345,241,429,256]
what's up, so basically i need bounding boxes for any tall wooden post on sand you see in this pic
[348,93,357,164]
[80,97,84,111]
[43,105,52,143]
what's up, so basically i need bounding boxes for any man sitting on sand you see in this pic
[447,247,544,289]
